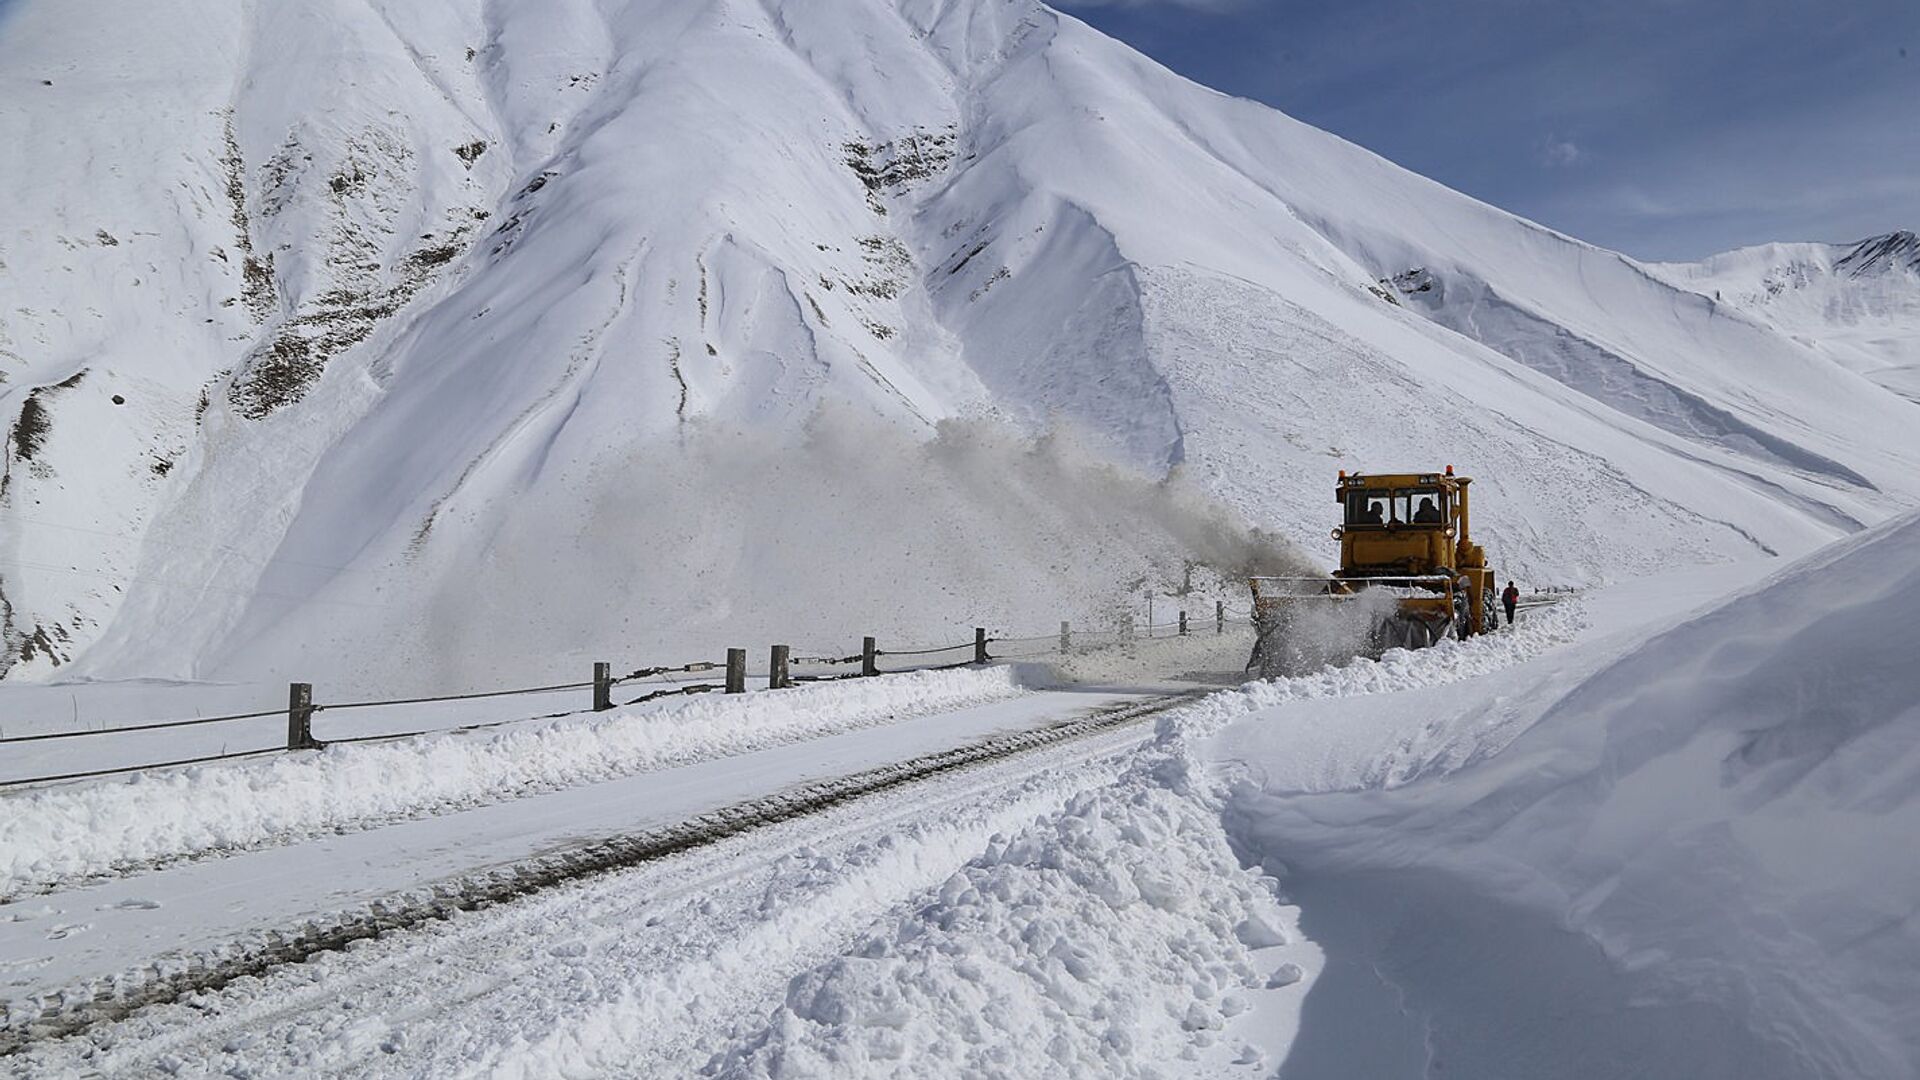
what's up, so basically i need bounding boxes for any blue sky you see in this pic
[1057,0,1919,261]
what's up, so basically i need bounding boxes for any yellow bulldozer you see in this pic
[1249,467,1497,676]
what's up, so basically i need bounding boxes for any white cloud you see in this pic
[1539,135,1586,167]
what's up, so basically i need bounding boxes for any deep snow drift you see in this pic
[4,0,1918,689]
[1218,512,1920,1079]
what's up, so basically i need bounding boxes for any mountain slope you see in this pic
[2,0,1917,688]
[1652,232,1920,403]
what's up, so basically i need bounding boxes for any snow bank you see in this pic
[1223,512,1920,1078]
[706,764,1302,1078]
[1156,599,1584,736]
[0,667,1024,899]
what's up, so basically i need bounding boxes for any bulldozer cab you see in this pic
[1335,471,1472,579]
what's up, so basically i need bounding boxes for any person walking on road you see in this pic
[1501,580,1519,626]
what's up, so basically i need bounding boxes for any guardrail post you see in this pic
[770,645,790,689]
[286,682,318,751]
[592,662,613,711]
[725,648,746,694]
[1178,610,1189,636]
[1216,600,1225,634]
[1059,620,1070,654]
[862,636,878,677]
[974,627,988,664]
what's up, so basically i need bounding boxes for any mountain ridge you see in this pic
[1651,228,1920,405]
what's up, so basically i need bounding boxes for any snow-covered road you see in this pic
[3,667,1274,1076]
[14,718,1187,1077]
[14,547,1903,1078]
[1,594,1579,1077]
[0,593,1615,1076]
[2,677,1187,1026]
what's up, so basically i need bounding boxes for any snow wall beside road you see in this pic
[1227,510,1920,1078]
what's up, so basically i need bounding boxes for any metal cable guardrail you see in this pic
[0,667,720,789]
[320,709,579,747]
[313,681,596,713]
[0,602,1267,789]
[873,641,974,657]
[0,706,286,745]
[987,634,1059,647]
[785,649,868,684]
[0,748,285,789]
[616,661,722,683]
[620,683,725,707]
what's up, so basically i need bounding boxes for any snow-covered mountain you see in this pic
[3,0,1917,688]
[1653,232,1920,403]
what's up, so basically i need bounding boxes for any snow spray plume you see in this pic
[1251,589,1401,677]
[344,409,1314,692]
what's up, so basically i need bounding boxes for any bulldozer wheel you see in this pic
[1370,613,1439,653]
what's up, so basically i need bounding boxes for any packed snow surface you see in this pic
[702,612,1588,1078]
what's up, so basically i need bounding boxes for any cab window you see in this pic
[1345,488,1448,526]
[1345,491,1392,526]
[1407,489,1447,524]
